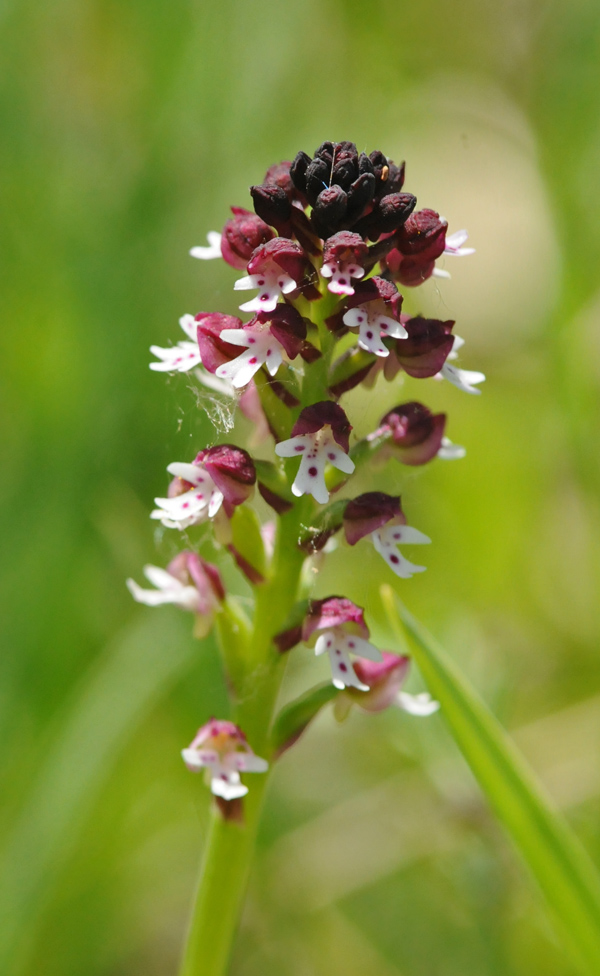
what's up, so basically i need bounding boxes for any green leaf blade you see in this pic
[381,585,600,975]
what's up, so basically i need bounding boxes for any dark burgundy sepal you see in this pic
[250,184,293,232]
[323,231,369,268]
[302,596,369,641]
[221,207,275,269]
[393,316,455,378]
[311,185,348,239]
[195,312,244,373]
[395,209,448,258]
[291,401,352,453]
[343,492,403,546]
[247,237,313,290]
[328,346,376,398]
[380,401,446,465]
[274,599,310,653]
[297,499,346,553]
[384,251,435,286]
[299,339,322,363]
[197,445,256,515]
[256,305,307,359]
[226,543,265,585]
[257,481,294,515]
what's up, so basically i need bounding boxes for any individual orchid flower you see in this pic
[339,275,407,356]
[334,652,440,719]
[215,306,307,389]
[189,231,223,261]
[151,444,255,529]
[127,551,225,638]
[234,237,316,313]
[373,402,447,466]
[383,209,448,287]
[344,492,431,578]
[302,596,382,691]
[437,335,485,394]
[181,719,268,801]
[149,314,202,373]
[321,231,368,296]
[275,401,354,505]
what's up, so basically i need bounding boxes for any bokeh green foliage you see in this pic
[1,1,600,974]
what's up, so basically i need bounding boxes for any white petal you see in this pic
[234,753,269,773]
[181,748,207,770]
[341,634,382,662]
[325,444,355,475]
[381,525,431,546]
[279,275,297,295]
[210,772,248,800]
[127,579,177,606]
[292,452,329,504]
[438,437,466,460]
[217,348,265,388]
[376,314,407,339]
[372,532,427,578]
[193,368,235,397]
[445,229,469,250]
[275,435,311,458]
[441,363,485,395]
[239,292,279,313]
[233,275,259,291]
[166,462,208,484]
[432,267,451,279]
[179,314,198,340]
[189,232,222,260]
[207,490,224,517]
[219,329,252,347]
[343,307,369,329]
[397,691,440,716]
[143,565,179,589]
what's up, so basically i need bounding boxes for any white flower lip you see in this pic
[149,315,202,373]
[234,272,297,313]
[343,304,408,357]
[371,522,431,578]
[215,326,284,388]
[315,627,382,691]
[127,565,201,612]
[275,430,355,505]
[151,461,224,530]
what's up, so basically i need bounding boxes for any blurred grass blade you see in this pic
[0,612,200,976]
[381,584,600,975]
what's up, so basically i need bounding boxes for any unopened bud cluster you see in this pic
[130,141,482,806]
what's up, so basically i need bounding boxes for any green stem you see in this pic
[178,504,306,976]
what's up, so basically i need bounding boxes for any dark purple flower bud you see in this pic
[221,207,275,269]
[305,156,332,206]
[247,237,316,295]
[289,151,311,193]
[358,152,375,176]
[392,316,455,378]
[311,185,348,239]
[343,492,404,546]
[195,444,256,515]
[291,401,352,453]
[302,596,370,643]
[344,172,377,225]
[379,401,446,465]
[250,183,293,232]
[195,312,245,374]
[331,142,359,190]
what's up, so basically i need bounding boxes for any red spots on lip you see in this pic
[366,331,373,339]
[308,466,318,477]
[260,294,269,301]
[335,648,341,655]
[390,554,400,564]
[339,663,347,672]
[196,493,204,500]
[266,349,272,356]
[327,452,335,460]
[257,278,265,285]
[393,533,401,539]
[295,445,305,452]
[249,357,257,365]
[248,337,256,343]
[348,641,355,649]
[338,278,346,285]
[182,502,189,509]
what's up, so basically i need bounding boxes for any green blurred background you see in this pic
[2,1,600,973]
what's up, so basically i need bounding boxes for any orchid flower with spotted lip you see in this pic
[215,305,307,389]
[275,401,354,505]
[344,492,431,578]
[321,230,368,296]
[339,274,407,356]
[127,551,225,637]
[151,445,255,529]
[234,236,315,313]
[301,596,382,691]
[149,314,202,373]
[181,719,268,801]
[335,651,440,718]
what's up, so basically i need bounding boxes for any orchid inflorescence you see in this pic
[129,140,483,808]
